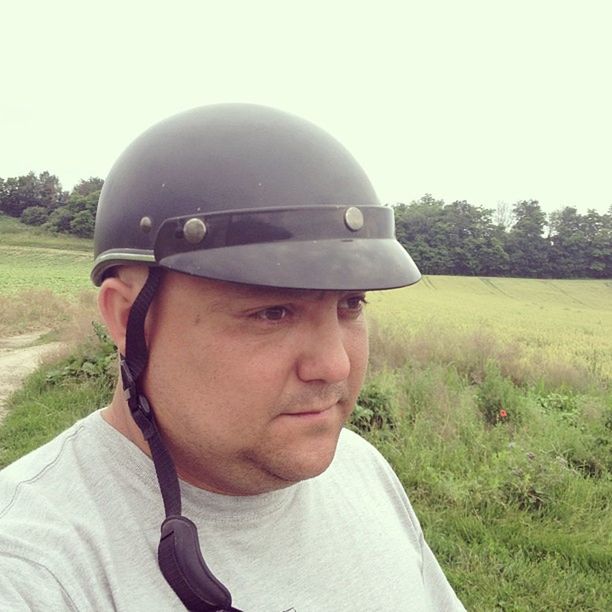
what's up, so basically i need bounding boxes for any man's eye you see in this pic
[254,306,289,321]
[339,295,367,314]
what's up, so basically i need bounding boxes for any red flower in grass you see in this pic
[499,409,508,419]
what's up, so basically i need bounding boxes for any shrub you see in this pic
[351,380,395,433]
[20,206,50,226]
[45,321,116,389]
[69,210,95,238]
[43,207,74,233]
[537,392,579,425]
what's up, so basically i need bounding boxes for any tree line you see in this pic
[1,172,610,278]
[0,172,102,238]
[395,195,611,279]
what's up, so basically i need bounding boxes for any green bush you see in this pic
[45,321,116,388]
[20,206,50,226]
[351,380,395,433]
[43,207,74,233]
[69,210,95,238]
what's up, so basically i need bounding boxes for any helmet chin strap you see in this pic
[119,267,242,612]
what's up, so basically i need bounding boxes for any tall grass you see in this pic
[356,314,611,610]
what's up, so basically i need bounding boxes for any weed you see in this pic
[351,379,395,434]
[537,392,579,425]
[46,322,117,389]
[476,362,523,426]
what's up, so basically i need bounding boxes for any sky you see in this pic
[1,0,611,216]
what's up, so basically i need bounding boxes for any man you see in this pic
[0,104,465,610]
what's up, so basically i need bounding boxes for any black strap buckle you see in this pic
[159,516,240,611]
[120,356,136,400]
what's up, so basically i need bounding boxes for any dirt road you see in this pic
[0,332,64,424]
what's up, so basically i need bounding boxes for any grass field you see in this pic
[0,215,94,334]
[0,215,92,296]
[0,213,92,252]
[0,245,92,295]
[1,215,611,610]
[369,275,612,382]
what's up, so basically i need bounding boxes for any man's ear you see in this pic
[97,266,149,355]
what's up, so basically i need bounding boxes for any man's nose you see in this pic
[296,316,351,384]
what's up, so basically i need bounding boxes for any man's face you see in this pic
[143,272,369,496]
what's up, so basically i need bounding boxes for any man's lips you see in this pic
[280,403,338,417]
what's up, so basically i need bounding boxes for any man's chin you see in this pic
[266,438,341,485]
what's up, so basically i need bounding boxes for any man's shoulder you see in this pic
[335,427,392,470]
[330,428,405,493]
[0,411,104,518]
[1,411,96,481]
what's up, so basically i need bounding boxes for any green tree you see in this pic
[394,196,508,276]
[582,209,612,278]
[37,171,67,210]
[394,195,452,274]
[0,173,40,217]
[548,207,611,278]
[0,172,65,217]
[443,200,508,275]
[506,200,550,277]
[69,210,96,237]
[43,179,102,238]
[44,208,74,233]
[72,177,104,196]
[548,207,584,277]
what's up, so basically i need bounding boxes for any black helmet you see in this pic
[92,103,420,289]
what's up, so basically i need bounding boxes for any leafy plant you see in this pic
[476,361,522,426]
[351,381,394,433]
[537,392,579,426]
[45,321,116,388]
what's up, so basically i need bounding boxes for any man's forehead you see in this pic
[164,271,367,306]
[213,281,358,302]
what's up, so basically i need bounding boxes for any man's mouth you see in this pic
[280,403,338,418]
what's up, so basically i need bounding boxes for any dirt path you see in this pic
[0,332,64,424]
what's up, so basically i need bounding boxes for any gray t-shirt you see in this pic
[0,411,464,611]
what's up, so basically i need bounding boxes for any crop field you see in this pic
[368,275,612,381]
[0,217,95,333]
[0,215,93,297]
[0,245,92,295]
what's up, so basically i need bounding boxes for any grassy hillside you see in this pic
[0,215,95,334]
[0,213,92,251]
[370,275,612,381]
[0,214,92,295]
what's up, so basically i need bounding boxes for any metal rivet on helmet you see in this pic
[183,218,207,244]
[139,216,153,233]
[344,207,364,231]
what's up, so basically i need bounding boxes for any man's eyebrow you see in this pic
[208,283,366,310]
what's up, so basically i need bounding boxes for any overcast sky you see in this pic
[1,0,610,216]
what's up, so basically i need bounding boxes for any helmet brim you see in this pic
[158,238,420,291]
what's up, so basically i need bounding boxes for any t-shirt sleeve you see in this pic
[0,554,78,611]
